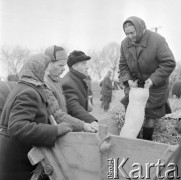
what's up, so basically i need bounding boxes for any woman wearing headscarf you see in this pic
[119,16,176,140]
[0,54,72,180]
[44,45,96,132]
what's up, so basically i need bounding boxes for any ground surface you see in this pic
[89,82,109,120]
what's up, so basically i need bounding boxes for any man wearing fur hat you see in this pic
[44,46,97,133]
[62,50,99,130]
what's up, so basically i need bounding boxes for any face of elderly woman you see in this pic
[49,60,67,77]
[124,25,137,42]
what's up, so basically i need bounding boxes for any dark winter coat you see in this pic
[62,68,97,123]
[0,81,17,119]
[100,76,112,98]
[0,54,58,180]
[0,82,58,180]
[119,16,176,118]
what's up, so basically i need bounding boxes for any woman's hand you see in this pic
[83,123,96,133]
[90,121,99,132]
[144,78,153,89]
[128,79,138,88]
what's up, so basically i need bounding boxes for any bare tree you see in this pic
[0,46,31,75]
[101,42,120,80]
[88,50,107,80]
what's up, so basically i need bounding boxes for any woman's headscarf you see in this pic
[123,16,146,43]
[19,53,50,86]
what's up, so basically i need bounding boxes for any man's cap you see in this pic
[67,50,91,67]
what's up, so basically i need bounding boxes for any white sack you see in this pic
[120,87,149,139]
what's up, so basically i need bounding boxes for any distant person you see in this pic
[119,16,176,140]
[0,54,72,180]
[85,75,94,112]
[62,50,99,131]
[0,81,17,120]
[172,78,181,98]
[0,74,19,120]
[100,70,113,111]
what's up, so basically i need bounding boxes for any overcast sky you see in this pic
[0,0,181,78]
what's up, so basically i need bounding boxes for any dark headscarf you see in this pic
[123,16,146,43]
[19,53,50,86]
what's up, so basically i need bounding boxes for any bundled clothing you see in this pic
[62,68,97,123]
[119,16,176,119]
[43,85,84,131]
[45,73,67,112]
[0,54,58,180]
[0,81,17,119]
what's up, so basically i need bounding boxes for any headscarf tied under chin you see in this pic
[123,16,146,43]
[19,53,50,86]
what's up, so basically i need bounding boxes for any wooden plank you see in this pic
[98,124,110,180]
[29,123,175,180]
[28,147,44,165]
[29,115,73,180]
[54,132,173,180]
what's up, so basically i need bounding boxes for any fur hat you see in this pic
[44,45,67,62]
[67,50,91,67]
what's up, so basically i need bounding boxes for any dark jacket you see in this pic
[0,81,17,119]
[100,76,112,97]
[0,82,58,180]
[119,18,176,118]
[62,68,97,123]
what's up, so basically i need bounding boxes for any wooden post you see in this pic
[28,115,73,180]
[98,124,110,180]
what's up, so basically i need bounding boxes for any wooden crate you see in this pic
[28,125,176,180]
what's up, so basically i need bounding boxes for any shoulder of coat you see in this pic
[147,30,165,41]
[121,37,129,46]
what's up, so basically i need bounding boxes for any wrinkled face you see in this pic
[73,61,89,76]
[49,60,67,77]
[124,25,137,42]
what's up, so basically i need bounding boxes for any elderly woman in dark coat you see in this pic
[0,54,72,180]
[119,16,176,140]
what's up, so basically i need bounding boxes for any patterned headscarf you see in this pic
[123,16,146,43]
[19,53,50,86]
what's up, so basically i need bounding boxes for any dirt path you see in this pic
[90,99,109,120]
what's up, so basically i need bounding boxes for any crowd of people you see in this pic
[0,15,179,180]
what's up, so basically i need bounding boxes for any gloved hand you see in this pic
[144,78,153,89]
[83,123,96,133]
[57,122,73,136]
[128,79,138,88]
